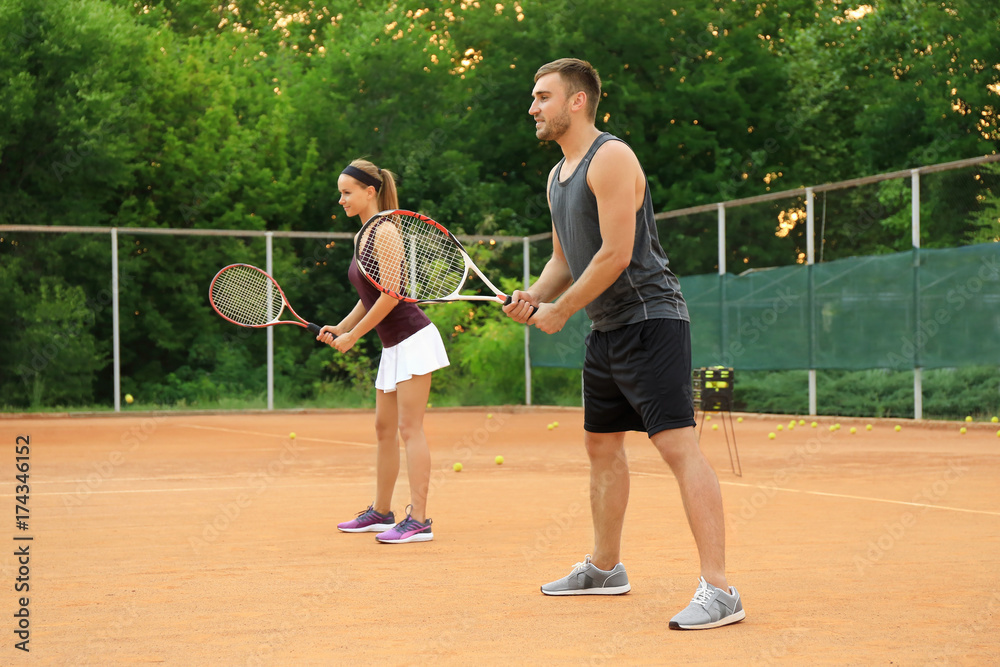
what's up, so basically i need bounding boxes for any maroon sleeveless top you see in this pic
[347,231,431,347]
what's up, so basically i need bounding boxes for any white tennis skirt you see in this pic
[375,323,450,392]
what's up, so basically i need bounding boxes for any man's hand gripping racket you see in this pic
[209,263,329,337]
[354,209,533,318]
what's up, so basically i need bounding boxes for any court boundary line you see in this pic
[176,423,375,447]
[631,471,1000,517]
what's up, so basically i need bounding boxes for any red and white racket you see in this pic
[354,209,524,308]
[209,263,323,335]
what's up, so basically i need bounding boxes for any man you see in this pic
[502,58,745,630]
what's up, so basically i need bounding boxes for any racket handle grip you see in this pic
[502,295,535,320]
[306,322,323,335]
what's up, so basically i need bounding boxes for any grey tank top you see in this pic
[549,132,688,331]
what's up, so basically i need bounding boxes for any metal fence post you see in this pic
[523,236,532,406]
[112,228,121,413]
[912,169,922,420]
[266,232,274,411]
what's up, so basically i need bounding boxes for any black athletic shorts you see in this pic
[582,318,695,436]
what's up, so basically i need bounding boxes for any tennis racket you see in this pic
[354,209,528,310]
[209,263,324,335]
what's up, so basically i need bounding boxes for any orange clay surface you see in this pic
[1,407,999,665]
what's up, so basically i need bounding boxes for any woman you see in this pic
[317,159,449,544]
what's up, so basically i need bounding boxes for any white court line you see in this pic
[177,423,375,448]
[0,482,359,498]
[631,471,1000,517]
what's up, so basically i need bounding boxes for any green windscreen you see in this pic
[528,243,1000,371]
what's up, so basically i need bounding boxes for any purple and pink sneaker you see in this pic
[376,507,433,544]
[337,505,395,533]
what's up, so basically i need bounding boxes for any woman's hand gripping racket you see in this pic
[209,263,326,336]
[354,209,531,315]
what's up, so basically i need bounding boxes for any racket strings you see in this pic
[211,265,284,326]
[358,213,467,300]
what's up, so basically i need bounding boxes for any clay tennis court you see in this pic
[3,408,998,665]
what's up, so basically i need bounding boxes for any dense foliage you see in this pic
[1,0,998,410]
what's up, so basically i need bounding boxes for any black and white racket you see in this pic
[209,263,323,335]
[354,209,526,310]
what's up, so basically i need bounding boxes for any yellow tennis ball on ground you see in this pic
[712,424,719,431]
[777,425,784,431]
[553,421,559,427]
[829,425,836,432]
[811,421,818,428]
[850,427,857,434]
[866,424,873,431]
[992,416,998,423]
[487,413,493,419]
[495,455,504,465]
[834,423,841,430]
[289,432,296,439]
[894,425,902,432]
[960,427,967,434]
[453,462,463,472]
[965,416,973,422]
[768,432,776,440]
[737,417,743,423]
[706,414,712,421]
[799,419,806,426]
[547,423,555,430]
[124,393,133,404]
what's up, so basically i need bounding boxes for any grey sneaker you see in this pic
[669,577,745,630]
[540,555,631,596]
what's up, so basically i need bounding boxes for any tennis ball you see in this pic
[453,462,463,472]
[289,432,296,439]
[547,423,555,430]
[829,425,837,432]
[811,421,818,428]
[834,423,841,430]
[487,413,493,419]
[777,425,784,431]
[705,414,712,421]
[553,421,559,427]
[992,416,999,424]
[124,394,133,404]
[712,424,719,431]
[850,427,857,434]
[960,427,967,434]
[799,419,806,426]
[495,455,504,465]
[737,417,743,423]
[894,425,902,432]
[768,432,776,440]
[965,416,973,422]
[866,424,873,431]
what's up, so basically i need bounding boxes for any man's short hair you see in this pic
[535,58,602,120]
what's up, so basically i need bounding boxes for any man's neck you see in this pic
[557,124,603,163]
